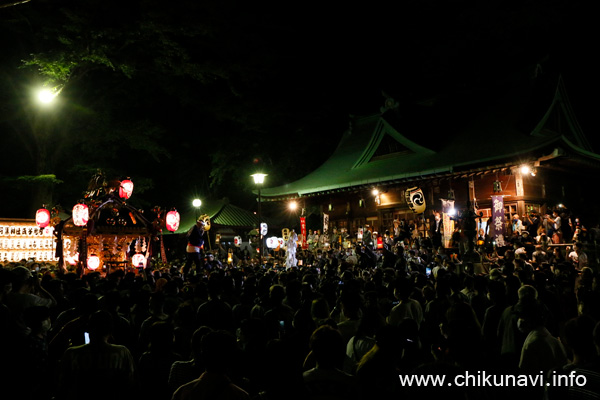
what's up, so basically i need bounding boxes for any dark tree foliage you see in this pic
[0,0,595,218]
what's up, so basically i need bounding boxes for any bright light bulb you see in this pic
[448,208,456,216]
[372,189,379,196]
[289,201,298,211]
[192,199,202,207]
[251,173,267,184]
[520,165,530,175]
[37,89,57,104]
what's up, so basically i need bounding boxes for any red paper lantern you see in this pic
[132,253,146,268]
[87,255,100,270]
[165,210,180,232]
[119,179,134,199]
[36,208,51,228]
[377,235,383,249]
[72,203,89,226]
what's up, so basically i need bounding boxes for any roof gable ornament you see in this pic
[380,91,400,114]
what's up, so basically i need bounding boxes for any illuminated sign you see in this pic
[0,220,57,262]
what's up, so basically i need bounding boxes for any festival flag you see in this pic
[300,217,308,250]
[491,195,506,247]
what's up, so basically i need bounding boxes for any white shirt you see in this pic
[387,299,423,328]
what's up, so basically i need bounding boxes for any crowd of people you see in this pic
[1,210,600,400]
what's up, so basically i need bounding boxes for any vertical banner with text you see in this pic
[323,213,329,235]
[441,199,455,248]
[491,195,506,247]
[300,217,308,250]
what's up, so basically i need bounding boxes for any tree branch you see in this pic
[0,0,32,9]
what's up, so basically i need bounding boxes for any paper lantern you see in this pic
[119,179,134,199]
[405,186,427,214]
[234,236,242,247]
[377,236,383,249]
[165,210,180,232]
[132,253,146,268]
[36,208,51,228]
[266,237,279,249]
[72,204,89,226]
[87,255,100,270]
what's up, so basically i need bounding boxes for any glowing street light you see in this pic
[192,198,202,220]
[36,87,61,104]
[289,201,298,211]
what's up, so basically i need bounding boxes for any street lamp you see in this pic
[289,201,298,211]
[251,173,267,264]
[35,86,62,105]
[192,198,202,220]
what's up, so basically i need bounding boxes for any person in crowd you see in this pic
[169,326,213,392]
[430,212,443,249]
[355,324,404,399]
[303,325,359,400]
[548,210,563,244]
[568,242,588,269]
[387,277,423,329]
[516,296,567,374]
[345,304,384,374]
[171,330,249,400]
[183,217,207,276]
[196,273,235,332]
[547,318,600,400]
[5,266,56,318]
[336,291,362,345]
[57,310,136,400]
[138,321,184,400]
[22,306,53,400]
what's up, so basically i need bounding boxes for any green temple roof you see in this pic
[260,72,597,200]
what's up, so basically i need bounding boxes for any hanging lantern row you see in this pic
[119,179,134,200]
[36,207,51,229]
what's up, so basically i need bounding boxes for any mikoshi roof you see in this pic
[260,70,599,200]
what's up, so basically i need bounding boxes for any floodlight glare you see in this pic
[37,88,57,104]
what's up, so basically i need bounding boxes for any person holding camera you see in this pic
[524,212,540,238]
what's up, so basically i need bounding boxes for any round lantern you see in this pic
[36,208,51,228]
[234,236,242,247]
[377,236,383,249]
[132,253,146,268]
[165,209,180,232]
[266,237,279,249]
[119,179,134,200]
[87,255,100,270]
[72,203,89,227]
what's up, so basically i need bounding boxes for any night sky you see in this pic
[0,0,596,219]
